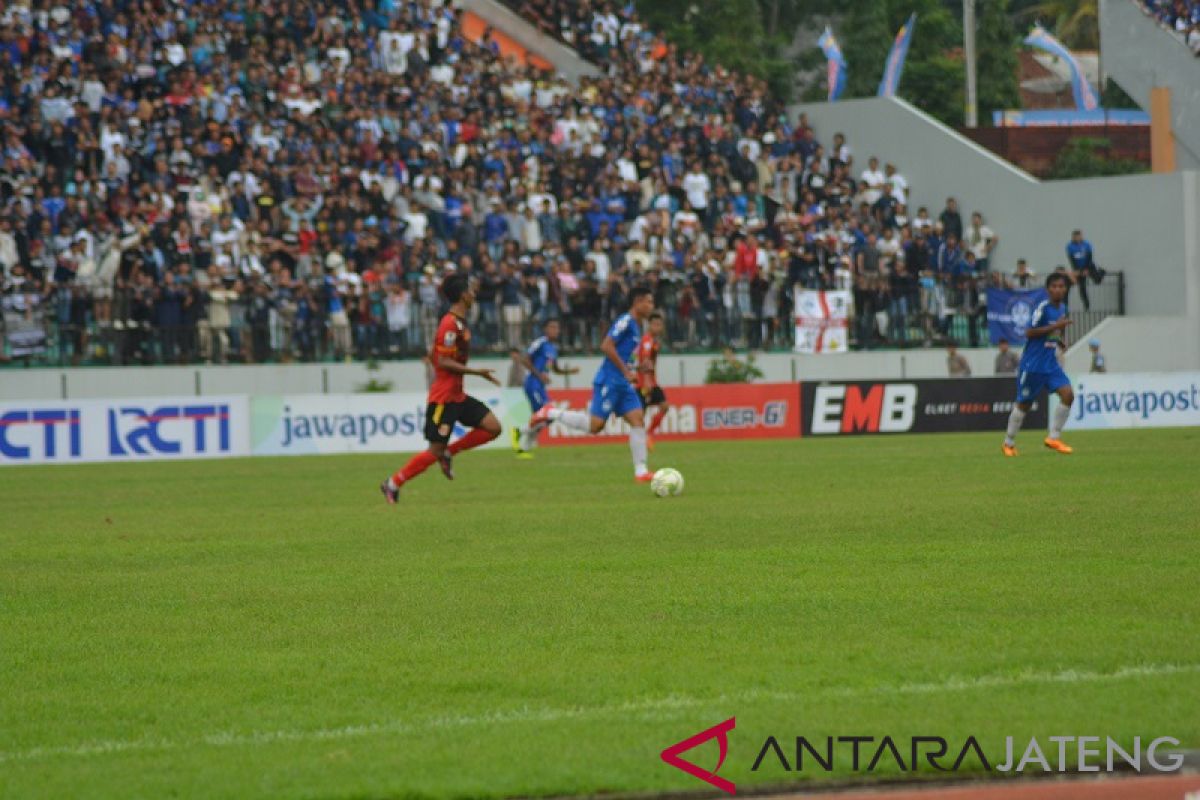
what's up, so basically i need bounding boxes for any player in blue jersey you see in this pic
[1002,272,1075,456]
[511,318,579,458]
[529,287,656,482]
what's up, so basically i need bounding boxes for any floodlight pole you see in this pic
[964,0,978,127]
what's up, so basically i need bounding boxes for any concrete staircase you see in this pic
[1099,0,1200,171]
[458,0,600,83]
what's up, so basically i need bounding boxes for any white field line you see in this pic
[2,662,1197,765]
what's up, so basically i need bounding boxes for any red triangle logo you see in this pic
[660,717,737,795]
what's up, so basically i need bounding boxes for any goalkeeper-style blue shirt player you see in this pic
[1002,272,1075,456]
[511,319,578,457]
[528,287,656,482]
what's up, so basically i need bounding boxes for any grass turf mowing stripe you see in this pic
[4,661,1195,765]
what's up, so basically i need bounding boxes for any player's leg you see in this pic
[645,401,668,451]
[517,380,548,455]
[447,397,502,463]
[1045,376,1075,454]
[646,388,669,435]
[1003,371,1040,455]
[616,384,652,481]
[382,403,452,502]
[1072,270,1091,311]
[532,382,606,434]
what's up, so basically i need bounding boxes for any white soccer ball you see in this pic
[650,467,685,498]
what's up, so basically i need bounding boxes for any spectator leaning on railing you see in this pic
[1066,229,1106,311]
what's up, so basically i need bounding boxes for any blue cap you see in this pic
[1088,339,1100,347]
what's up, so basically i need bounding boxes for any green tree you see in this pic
[636,0,769,77]
[1046,137,1146,179]
[900,53,965,126]
[976,0,1022,123]
[1017,0,1098,49]
[840,1,892,97]
[891,0,964,126]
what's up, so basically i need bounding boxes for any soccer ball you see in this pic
[650,467,685,498]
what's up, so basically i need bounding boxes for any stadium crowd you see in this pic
[1139,0,1200,53]
[0,0,1057,367]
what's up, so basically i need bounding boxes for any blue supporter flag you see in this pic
[986,287,1050,346]
[818,27,847,102]
[1023,25,1099,111]
[878,14,916,98]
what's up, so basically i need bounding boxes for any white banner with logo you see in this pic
[251,390,532,456]
[794,288,851,354]
[0,396,250,466]
[1065,372,1200,430]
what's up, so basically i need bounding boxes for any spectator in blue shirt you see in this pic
[483,201,509,261]
[1066,229,1106,310]
[936,233,965,277]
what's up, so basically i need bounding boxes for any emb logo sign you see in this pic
[810,384,916,434]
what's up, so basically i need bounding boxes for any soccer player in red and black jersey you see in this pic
[381,274,501,504]
[636,311,670,449]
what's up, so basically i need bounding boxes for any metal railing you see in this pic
[0,272,1126,367]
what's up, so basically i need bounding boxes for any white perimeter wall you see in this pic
[0,350,997,401]
[4,338,1195,402]
[1064,315,1199,376]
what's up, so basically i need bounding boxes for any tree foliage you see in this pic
[1046,137,1146,179]
[636,0,768,77]
[635,0,796,98]
[1015,0,1098,49]
[840,1,892,98]
[631,0,1089,124]
[976,0,1022,124]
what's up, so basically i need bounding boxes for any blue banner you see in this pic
[1023,25,1098,111]
[993,109,1149,126]
[818,27,847,101]
[987,287,1048,346]
[878,14,916,98]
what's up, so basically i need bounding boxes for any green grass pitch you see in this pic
[2,429,1199,799]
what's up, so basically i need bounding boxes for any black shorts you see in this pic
[640,385,667,407]
[424,396,491,444]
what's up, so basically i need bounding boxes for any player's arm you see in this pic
[434,353,501,386]
[600,335,637,384]
[519,351,549,383]
[551,360,579,375]
[1024,316,1071,338]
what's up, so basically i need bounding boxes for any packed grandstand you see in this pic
[0,0,1112,366]
[1138,0,1200,52]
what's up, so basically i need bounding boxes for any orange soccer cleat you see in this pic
[528,405,554,432]
[1001,443,1018,457]
[635,472,654,483]
[1043,437,1073,455]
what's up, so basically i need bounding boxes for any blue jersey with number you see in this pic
[1019,300,1066,374]
[596,313,640,385]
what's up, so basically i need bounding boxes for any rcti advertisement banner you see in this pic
[794,288,851,354]
[1064,372,1200,430]
[539,383,801,445]
[0,396,249,465]
[251,390,532,456]
[802,378,1047,435]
